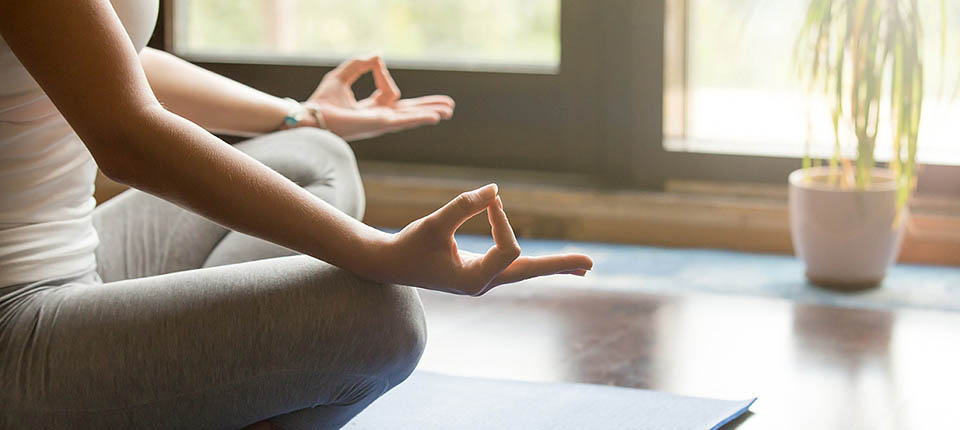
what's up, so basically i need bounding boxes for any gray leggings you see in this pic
[0,128,427,430]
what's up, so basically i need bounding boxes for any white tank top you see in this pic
[0,0,158,286]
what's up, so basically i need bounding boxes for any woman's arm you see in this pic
[140,48,456,140]
[0,0,391,278]
[139,48,294,136]
[0,0,591,294]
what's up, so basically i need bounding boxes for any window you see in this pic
[665,0,960,166]
[163,0,607,180]
[159,1,958,194]
[171,0,560,72]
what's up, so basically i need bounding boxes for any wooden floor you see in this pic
[415,279,960,429]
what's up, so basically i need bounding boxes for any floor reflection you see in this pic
[415,279,960,430]
[787,305,895,429]
[888,311,960,429]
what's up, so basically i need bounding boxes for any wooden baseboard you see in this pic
[93,163,960,266]
[360,162,960,266]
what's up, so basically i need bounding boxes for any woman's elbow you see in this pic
[95,151,139,186]
[84,104,166,186]
[85,137,138,186]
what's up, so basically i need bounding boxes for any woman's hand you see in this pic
[379,184,594,296]
[306,55,455,141]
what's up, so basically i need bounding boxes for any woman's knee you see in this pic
[362,282,428,386]
[238,128,366,219]
[280,128,365,220]
[283,127,358,170]
[295,262,426,386]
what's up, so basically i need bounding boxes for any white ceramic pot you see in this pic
[788,167,907,289]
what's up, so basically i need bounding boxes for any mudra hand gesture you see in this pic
[381,184,593,295]
[306,54,455,141]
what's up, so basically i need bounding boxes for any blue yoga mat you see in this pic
[449,234,960,313]
[346,371,755,429]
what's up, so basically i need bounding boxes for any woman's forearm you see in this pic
[139,48,298,136]
[107,103,392,279]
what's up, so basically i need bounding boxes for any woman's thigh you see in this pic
[0,255,425,430]
[93,127,366,282]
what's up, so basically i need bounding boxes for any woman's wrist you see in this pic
[280,98,327,130]
[345,226,399,284]
[300,101,328,130]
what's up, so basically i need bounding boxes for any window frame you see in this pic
[156,0,959,196]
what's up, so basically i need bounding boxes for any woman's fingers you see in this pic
[328,55,400,103]
[378,110,442,131]
[396,95,456,109]
[559,269,589,276]
[322,107,440,140]
[480,196,522,278]
[329,55,378,85]
[490,254,594,286]
[397,103,453,119]
[350,100,451,122]
[430,184,499,234]
[359,94,454,119]
[371,56,401,104]
[385,103,450,122]
[488,197,517,249]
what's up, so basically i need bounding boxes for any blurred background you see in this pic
[115,0,960,264]
[169,0,960,170]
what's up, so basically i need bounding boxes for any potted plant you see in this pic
[790,0,946,289]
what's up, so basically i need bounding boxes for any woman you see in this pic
[0,0,592,429]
